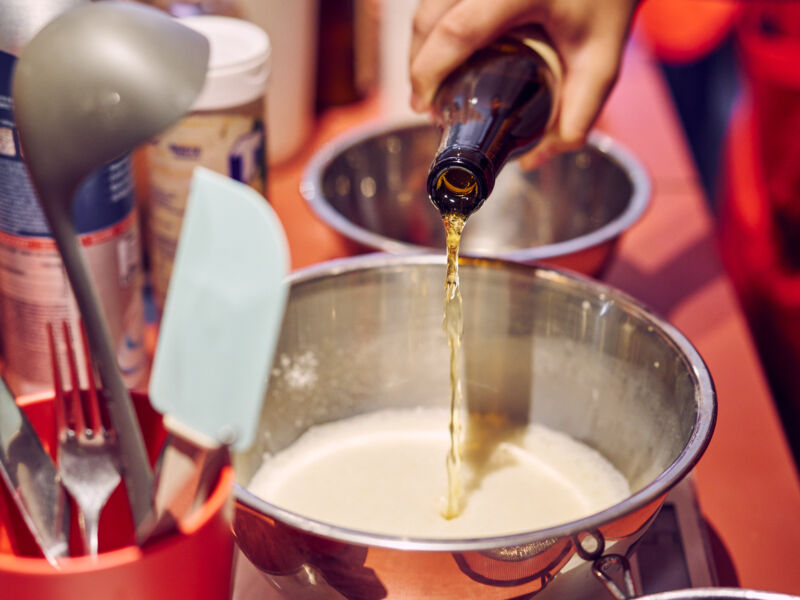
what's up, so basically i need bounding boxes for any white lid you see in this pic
[179,15,271,111]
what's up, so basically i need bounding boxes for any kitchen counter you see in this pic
[262,37,800,595]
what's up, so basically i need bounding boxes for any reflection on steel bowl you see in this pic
[232,254,716,600]
[301,121,650,276]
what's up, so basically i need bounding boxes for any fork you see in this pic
[47,320,122,556]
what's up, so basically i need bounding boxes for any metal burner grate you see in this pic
[631,477,717,595]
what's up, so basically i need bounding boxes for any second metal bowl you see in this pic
[301,120,650,276]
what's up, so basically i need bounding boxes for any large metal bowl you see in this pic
[233,254,716,599]
[301,121,650,276]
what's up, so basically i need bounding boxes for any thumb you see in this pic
[519,40,622,171]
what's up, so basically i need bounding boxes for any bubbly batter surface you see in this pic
[248,408,630,539]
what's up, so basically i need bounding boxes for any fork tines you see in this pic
[47,320,106,437]
[46,319,121,556]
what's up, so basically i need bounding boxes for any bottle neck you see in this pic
[427,146,495,216]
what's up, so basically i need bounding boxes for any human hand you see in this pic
[409,0,640,169]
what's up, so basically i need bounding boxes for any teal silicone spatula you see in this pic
[147,167,289,535]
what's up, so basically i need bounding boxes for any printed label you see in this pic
[0,49,146,394]
[145,110,266,308]
[0,211,147,392]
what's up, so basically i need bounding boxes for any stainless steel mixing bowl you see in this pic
[233,254,716,599]
[301,121,650,276]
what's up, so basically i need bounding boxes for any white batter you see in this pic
[248,407,630,539]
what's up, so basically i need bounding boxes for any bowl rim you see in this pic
[299,119,652,262]
[234,254,716,553]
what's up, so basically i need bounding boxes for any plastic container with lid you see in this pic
[142,15,271,311]
[236,0,318,164]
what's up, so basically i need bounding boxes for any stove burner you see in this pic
[631,477,717,594]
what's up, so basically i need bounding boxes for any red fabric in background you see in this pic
[737,4,800,270]
[718,3,800,423]
[636,0,741,64]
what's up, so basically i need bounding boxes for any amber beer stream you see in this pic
[441,213,466,518]
[429,28,559,518]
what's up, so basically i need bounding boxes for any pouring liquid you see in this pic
[436,157,484,519]
[430,29,560,519]
[442,213,466,519]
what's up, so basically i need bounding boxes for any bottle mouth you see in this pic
[427,151,495,217]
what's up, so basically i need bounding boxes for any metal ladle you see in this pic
[11,1,209,543]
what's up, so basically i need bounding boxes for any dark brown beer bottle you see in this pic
[427,28,561,217]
